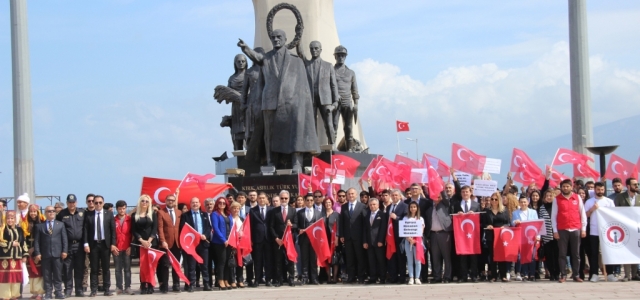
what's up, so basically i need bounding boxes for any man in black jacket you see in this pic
[269,191,298,286]
[387,189,408,284]
[82,195,116,296]
[249,192,273,287]
[339,188,368,284]
[34,206,68,299]
[179,197,213,292]
[451,186,481,283]
[295,194,323,284]
[363,199,387,284]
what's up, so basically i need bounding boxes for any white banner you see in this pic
[473,180,498,197]
[399,219,424,237]
[454,171,472,187]
[595,207,640,265]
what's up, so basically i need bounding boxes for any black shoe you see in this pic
[55,294,65,300]
[97,286,104,292]
[203,284,212,291]
[288,279,295,287]
[431,279,441,284]
[274,281,281,287]
[265,281,273,287]
[365,280,376,285]
[172,285,181,292]
[45,294,53,300]
[188,286,194,293]
[104,291,113,296]
[64,290,72,298]
[89,291,97,297]
[457,279,463,283]
[311,279,320,285]
[358,280,365,284]
[249,282,259,288]
[472,278,479,283]
[443,279,450,284]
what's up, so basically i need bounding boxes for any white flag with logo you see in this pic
[595,207,640,265]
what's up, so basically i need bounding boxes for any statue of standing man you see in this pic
[237,29,320,172]
[297,41,339,145]
[333,45,360,152]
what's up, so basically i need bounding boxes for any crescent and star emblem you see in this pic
[313,227,323,242]
[457,148,468,161]
[460,219,475,239]
[500,228,514,246]
[513,155,522,168]
[557,153,571,163]
[153,187,169,205]
[183,233,195,248]
[611,161,623,175]
[524,225,538,245]
[387,223,393,236]
[149,250,157,264]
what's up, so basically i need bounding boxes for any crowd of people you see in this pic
[0,168,638,299]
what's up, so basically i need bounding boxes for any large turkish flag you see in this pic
[140,176,231,207]
[493,227,521,262]
[452,214,481,255]
[451,143,486,175]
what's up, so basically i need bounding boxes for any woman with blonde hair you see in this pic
[482,191,511,282]
[26,204,46,299]
[131,194,158,294]
[227,201,245,288]
[0,211,29,300]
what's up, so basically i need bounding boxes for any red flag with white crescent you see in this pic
[166,248,190,285]
[238,215,252,265]
[396,120,410,132]
[282,224,297,263]
[140,176,232,208]
[452,214,481,255]
[519,220,544,264]
[304,219,331,267]
[385,217,396,259]
[605,154,638,180]
[493,227,521,262]
[139,247,165,287]
[179,223,203,264]
[451,143,486,175]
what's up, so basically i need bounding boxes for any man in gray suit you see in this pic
[34,206,68,300]
[238,29,320,171]
[297,41,339,144]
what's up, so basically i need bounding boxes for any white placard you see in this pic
[399,219,424,237]
[482,158,502,174]
[454,171,472,187]
[473,180,498,197]
[323,168,345,184]
[411,168,428,183]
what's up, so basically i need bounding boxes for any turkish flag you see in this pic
[452,214,481,255]
[227,222,243,266]
[139,247,165,287]
[552,148,593,166]
[513,170,545,188]
[330,221,338,257]
[546,165,569,188]
[425,157,445,199]
[140,176,231,208]
[179,172,215,191]
[282,224,297,263]
[415,236,426,264]
[179,223,203,264]
[304,219,331,267]
[312,157,331,182]
[166,248,190,285]
[510,148,543,176]
[361,156,382,182]
[573,163,600,179]
[385,218,396,259]
[493,227,521,262]
[298,174,312,196]
[391,162,413,190]
[451,143,486,175]
[332,154,360,178]
[605,154,638,180]
[394,154,421,168]
[519,220,544,264]
[423,153,451,178]
[396,120,410,132]
[371,157,395,182]
[238,216,252,264]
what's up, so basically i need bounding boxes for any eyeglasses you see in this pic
[94,201,103,205]
[490,198,499,201]
[45,210,55,213]
[338,195,346,197]
[86,200,94,203]
[305,199,314,202]
[218,202,226,206]
[314,195,322,198]
[141,200,149,203]
[281,198,289,200]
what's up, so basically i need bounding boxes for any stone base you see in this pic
[228,174,299,201]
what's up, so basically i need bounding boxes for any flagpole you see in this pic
[550,148,560,168]
[176,172,189,190]
[396,124,401,154]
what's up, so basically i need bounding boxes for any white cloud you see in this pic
[353,41,640,157]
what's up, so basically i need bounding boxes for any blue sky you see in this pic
[1,0,639,207]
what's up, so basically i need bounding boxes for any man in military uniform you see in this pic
[333,45,360,152]
[56,194,86,297]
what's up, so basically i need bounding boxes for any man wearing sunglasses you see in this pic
[83,195,117,296]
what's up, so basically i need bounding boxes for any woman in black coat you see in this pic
[131,194,158,294]
[482,191,511,282]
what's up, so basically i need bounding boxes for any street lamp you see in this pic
[406,138,419,161]
[586,145,619,191]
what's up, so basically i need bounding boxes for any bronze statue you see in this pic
[237,29,320,171]
[333,45,359,152]
[297,41,339,145]
[241,47,265,146]
[214,54,248,150]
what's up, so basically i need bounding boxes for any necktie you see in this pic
[391,204,396,213]
[193,212,198,232]
[48,221,53,234]
[466,201,469,213]
[169,209,175,225]
[370,212,375,225]
[97,212,103,241]
[349,203,354,215]
[282,207,286,222]
[261,207,265,220]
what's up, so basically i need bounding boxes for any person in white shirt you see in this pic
[584,182,616,282]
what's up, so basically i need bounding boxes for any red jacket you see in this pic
[114,214,132,251]
[555,193,582,231]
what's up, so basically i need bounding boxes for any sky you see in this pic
[1,0,639,207]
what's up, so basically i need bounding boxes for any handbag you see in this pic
[242,253,253,266]
[227,249,237,267]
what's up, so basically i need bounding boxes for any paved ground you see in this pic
[27,269,640,300]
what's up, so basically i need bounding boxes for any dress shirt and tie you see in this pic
[315,204,323,212]
[259,206,267,220]
[168,208,176,225]
[370,210,378,225]
[282,206,287,221]
[306,208,313,222]
[461,200,471,213]
[94,210,104,241]
[48,220,54,234]
[191,210,202,234]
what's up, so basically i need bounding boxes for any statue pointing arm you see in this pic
[238,39,265,65]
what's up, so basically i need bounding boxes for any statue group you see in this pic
[214,4,361,173]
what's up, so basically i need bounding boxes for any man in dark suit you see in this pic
[34,206,68,299]
[249,192,273,287]
[387,189,408,284]
[451,186,481,283]
[268,191,298,286]
[157,194,182,293]
[179,197,213,292]
[613,177,640,281]
[82,195,116,297]
[312,190,327,216]
[295,194,323,284]
[425,190,453,283]
[339,188,368,284]
[363,199,387,284]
